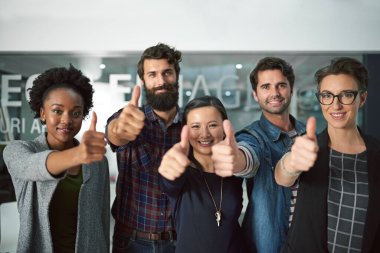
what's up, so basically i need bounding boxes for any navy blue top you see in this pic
[160,164,244,253]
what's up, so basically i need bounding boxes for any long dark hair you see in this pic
[183,96,228,170]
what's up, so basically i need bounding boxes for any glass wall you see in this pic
[0,52,363,199]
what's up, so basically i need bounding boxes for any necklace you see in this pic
[202,172,223,227]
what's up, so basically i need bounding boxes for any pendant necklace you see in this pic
[202,172,223,227]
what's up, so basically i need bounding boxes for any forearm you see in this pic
[46,147,83,175]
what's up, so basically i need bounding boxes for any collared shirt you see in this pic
[106,104,182,232]
[236,114,306,253]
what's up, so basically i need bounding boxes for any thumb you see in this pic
[223,120,236,146]
[89,111,97,131]
[179,125,190,155]
[306,116,317,141]
[130,85,141,106]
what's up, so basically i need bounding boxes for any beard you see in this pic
[144,82,179,111]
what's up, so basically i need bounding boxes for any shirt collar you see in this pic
[143,104,182,125]
[259,113,305,142]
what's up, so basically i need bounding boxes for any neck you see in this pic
[154,106,177,127]
[263,111,293,132]
[328,126,366,154]
[47,134,75,151]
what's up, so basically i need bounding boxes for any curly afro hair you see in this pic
[28,64,94,122]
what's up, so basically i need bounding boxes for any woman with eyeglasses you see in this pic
[274,57,380,253]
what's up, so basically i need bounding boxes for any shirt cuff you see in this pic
[233,146,256,178]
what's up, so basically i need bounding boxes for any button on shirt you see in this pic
[107,104,182,232]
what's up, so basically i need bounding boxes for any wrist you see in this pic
[280,152,302,177]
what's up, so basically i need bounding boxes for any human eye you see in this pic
[342,91,355,98]
[190,124,200,129]
[209,122,219,128]
[72,110,83,118]
[164,70,174,76]
[320,92,332,99]
[147,72,155,78]
[52,109,63,115]
[261,84,270,90]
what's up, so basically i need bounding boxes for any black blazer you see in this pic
[282,128,380,253]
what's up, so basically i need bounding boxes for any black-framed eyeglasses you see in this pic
[315,90,364,105]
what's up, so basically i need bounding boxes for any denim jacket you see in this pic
[236,114,305,253]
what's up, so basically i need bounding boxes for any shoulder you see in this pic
[363,134,380,153]
[3,137,42,156]
[236,120,260,136]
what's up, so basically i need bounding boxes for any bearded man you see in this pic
[106,43,182,253]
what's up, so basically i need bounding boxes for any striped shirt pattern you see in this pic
[327,149,368,253]
[108,104,182,232]
[287,129,299,227]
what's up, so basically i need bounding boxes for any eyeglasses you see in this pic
[315,90,363,105]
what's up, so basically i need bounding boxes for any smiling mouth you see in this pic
[155,89,168,94]
[330,112,346,119]
[267,100,283,106]
[57,128,73,134]
[198,140,213,146]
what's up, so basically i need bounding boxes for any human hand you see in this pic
[158,126,190,181]
[78,112,107,164]
[212,120,239,177]
[111,85,145,142]
[286,117,319,173]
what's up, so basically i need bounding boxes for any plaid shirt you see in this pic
[107,104,182,232]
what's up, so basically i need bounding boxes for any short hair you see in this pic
[28,64,94,122]
[315,57,369,91]
[182,96,228,125]
[249,57,295,92]
[137,43,182,82]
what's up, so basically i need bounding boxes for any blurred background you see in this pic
[1,0,380,251]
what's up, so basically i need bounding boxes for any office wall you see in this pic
[1,0,380,52]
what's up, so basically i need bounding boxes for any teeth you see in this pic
[331,113,344,117]
[200,141,211,145]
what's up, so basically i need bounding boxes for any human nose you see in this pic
[331,95,343,109]
[269,85,280,95]
[156,73,165,85]
[200,127,211,137]
[61,112,73,124]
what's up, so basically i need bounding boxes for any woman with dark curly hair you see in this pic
[3,65,110,253]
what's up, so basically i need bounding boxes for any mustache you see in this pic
[267,94,284,101]
[151,82,179,92]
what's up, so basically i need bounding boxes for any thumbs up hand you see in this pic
[211,120,240,177]
[286,117,319,174]
[110,85,145,143]
[158,126,191,181]
[79,111,107,164]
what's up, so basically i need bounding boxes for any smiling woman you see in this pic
[158,96,245,253]
[2,65,110,253]
[276,58,380,253]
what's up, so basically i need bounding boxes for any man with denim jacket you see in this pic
[212,57,306,253]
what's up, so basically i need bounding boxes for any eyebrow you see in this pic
[147,67,174,74]
[260,81,287,86]
[320,89,357,93]
[50,104,83,108]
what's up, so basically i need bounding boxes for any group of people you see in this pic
[3,43,380,253]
